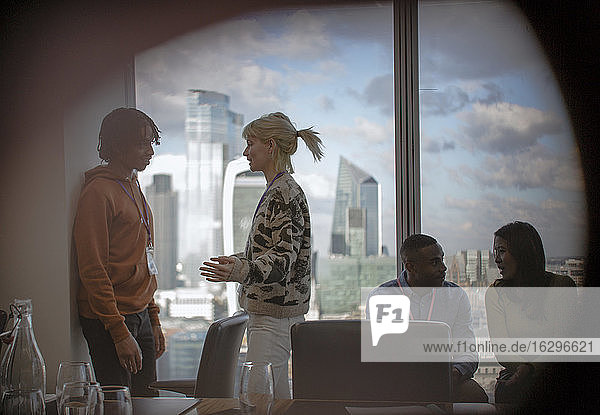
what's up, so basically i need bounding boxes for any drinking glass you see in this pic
[56,361,95,405]
[238,361,274,415]
[1,389,45,415]
[100,385,132,415]
[59,381,101,415]
[87,382,103,415]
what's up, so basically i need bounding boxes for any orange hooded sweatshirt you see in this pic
[74,165,160,344]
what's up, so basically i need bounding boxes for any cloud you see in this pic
[322,116,392,145]
[318,59,346,75]
[278,11,335,59]
[135,90,186,151]
[419,1,548,84]
[138,154,188,192]
[347,74,393,115]
[294,172,336,199]
[170,11,334,62]
[306,4,393,47]
[137,42,288,130]
[422,135,456,153]
[317,95,335,112]
[363,74,393,115]
[457,102,562,154]
[420,82,505,116]
[477,82,505,105]
[136,8,375,150]
[457,144,585,191]
[421,85,470,116]
[430,192,587,257]
[443,193,587,233]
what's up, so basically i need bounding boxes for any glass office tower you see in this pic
[331,156,382,257]
[183,90,244,279]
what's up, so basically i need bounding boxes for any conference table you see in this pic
[46,396,498,414]
[129,397,471,415]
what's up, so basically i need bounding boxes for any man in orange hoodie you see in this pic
[73,108,165,396]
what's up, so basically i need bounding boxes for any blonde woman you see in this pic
[201,112,323,398]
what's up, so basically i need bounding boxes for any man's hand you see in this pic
[153,325,166,358]
[115,334,142,374]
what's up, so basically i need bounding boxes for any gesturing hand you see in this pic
[200,256,235,282]
[115,334,142,374]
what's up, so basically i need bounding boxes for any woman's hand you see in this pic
[200,256,235,282]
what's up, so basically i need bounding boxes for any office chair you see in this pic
[150,310,248,398]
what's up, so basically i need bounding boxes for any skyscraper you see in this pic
[330,156,381,257]
[145,174,178,290]
[183,90,244,274]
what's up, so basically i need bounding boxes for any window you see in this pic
[135,3,396,380]
[419,0,587,396]
[133,0,586,394]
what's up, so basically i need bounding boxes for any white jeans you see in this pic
[245,313,305,399]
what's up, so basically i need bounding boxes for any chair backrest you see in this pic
[193,310,249,398]
[291,320,452,402]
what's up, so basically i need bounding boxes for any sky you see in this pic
[135,0,587,260]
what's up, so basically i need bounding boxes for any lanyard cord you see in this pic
[253,171,286,219]
[397,275,436,321]
[115,178,152,246]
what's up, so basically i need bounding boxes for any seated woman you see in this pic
[485,221,576,406]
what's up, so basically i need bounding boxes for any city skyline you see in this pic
[136,1,586,259]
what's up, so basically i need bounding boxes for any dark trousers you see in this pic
[80,309,158,397]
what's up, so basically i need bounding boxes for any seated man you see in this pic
[369,234,488,403]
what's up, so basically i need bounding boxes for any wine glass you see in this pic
[100,385,132,415]
[2,389,45,415]
[56,361,95,405]
[59,381,101,415]
[238,361,274,415]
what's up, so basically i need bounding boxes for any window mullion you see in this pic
[394,0,421,269]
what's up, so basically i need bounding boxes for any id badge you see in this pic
[146,246,158,276]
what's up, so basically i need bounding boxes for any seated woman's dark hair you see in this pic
[97,108,160,162]
[494,221,548,287]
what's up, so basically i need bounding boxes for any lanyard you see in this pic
[253,171,286,218]
[396,275,436,321]
[115,178,152,247]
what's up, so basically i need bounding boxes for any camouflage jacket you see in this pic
[230,172,311,318]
